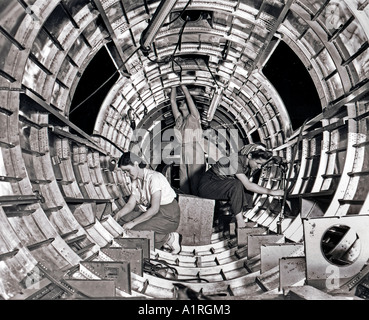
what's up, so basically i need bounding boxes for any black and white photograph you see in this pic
[0,0,369,309]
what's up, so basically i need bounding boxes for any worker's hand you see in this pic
[272,156,288,169]
[122,221,135,230]
[271,189,285,197]
[113,212,121,222]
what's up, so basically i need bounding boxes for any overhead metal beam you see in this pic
[92,0,130,77]
[249,0,295,74]
[21,90,107,155]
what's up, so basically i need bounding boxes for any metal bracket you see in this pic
[237,226,268,247]
[80,261,131,294]
[114,237,150,260]
[247,234,285,259]
[101,247,143,276]
[64,279,116,298]
[260,243,304,273]
[123,230,155,251]
[279,257,306,291]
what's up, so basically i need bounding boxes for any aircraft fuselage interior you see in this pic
[1,0,369,301]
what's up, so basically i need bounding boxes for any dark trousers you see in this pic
[198,171,253,215]
[121,199,180,249]
[179,142,205,196]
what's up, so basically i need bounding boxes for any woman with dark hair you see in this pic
[198,144,284,228]
[113,152,182,254]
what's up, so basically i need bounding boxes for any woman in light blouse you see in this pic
[113,152,182,253]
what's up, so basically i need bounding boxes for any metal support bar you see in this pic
[249,0,294,73]
[75,243,96,255]
[60,0,80,29]
[50,127,107,155]
[353,110,369,121]
[60,229,79,239]
[92,0,130,76]
[27,238,55,251]
[0,249,19,261]
[0,140,16,149]
[0,176,23,182]
[328,16,355,42]
[326,146,347,154]
[91,134,125,154]
[321,174,341,179]
[28,53,53,75]
[65,234,87,245]
[0,106,13,116]
[55,78,69,90]
[348,170,369,177]
[342,42,369,67]
[21,148,46,157]
[338,199,365,205]
[358,0,369,10]
[0,195,42,206]
[310,0,330,21]
[40,26,64,52]
[324,81,369,115]
[19,114,46,129]
[43,206,64,213]
[0,69,17,83]
[20,91,106,154]
[64,197,113,204]
[0,25,25,50]
[4,208,36,218]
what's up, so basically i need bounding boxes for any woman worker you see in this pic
[198,144,285,228]
[113,152,182,254]
[170,84,206,196]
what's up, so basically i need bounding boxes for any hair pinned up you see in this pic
[249,149,273,161]
[118,152,147,168]
[239,143,272,161]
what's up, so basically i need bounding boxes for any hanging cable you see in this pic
[276,118,309,234]
[170,18,189,81]
[69,70,119,115]
[69,45,142,115]
[205,59,219,88]
[162,0,193,27]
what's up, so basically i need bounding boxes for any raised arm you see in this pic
[181,84,200,119]
[170,87,181,120]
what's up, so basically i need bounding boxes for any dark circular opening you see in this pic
[181,10,203,22]
[321,225,361,266]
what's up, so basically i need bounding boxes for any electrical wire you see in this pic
[205,59,219,88]
[146,16,189,81]
[69,69,119,115]
[170,18,189,81]
[69,46,142,115]
[162,0,193,27]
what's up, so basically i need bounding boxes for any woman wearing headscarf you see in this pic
[198,144,284,228]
